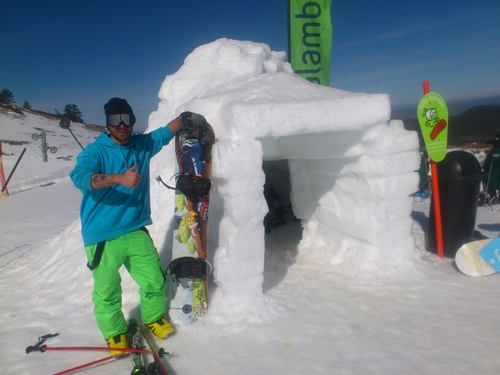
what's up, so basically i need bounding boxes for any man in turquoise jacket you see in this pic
[70,97,188,355]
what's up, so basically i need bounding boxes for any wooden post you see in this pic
[0,142,8,197]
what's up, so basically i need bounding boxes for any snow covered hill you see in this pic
[0,103,104,192]
[0,105,103,266]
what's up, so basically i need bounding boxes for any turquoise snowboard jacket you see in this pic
[70,127,175,246]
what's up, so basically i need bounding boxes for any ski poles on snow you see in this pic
[26,332,168,375]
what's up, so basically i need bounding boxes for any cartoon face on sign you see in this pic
[417,92,448,162]
[422,107,447,140]
[424,108,437,121]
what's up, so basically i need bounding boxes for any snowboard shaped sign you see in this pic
[167,113,215,326]
[455,237,500,277]
[417,92,448,162]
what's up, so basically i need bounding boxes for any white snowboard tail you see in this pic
[455,239,496,277]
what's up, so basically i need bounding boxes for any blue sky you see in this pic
[1,0,499,129]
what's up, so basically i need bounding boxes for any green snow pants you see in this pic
[85,228,166,340]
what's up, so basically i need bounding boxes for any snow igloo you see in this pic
[148,38,421,321]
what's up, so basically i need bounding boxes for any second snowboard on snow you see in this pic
[455,237,500,277]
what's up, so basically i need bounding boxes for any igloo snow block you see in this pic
[426,151,482,258]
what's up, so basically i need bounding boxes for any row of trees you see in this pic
[0,88,85,123]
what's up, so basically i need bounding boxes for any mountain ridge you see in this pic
[392,95,500,147]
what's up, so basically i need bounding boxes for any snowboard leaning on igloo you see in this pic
[455,237,500,277]
[166,113,215,325]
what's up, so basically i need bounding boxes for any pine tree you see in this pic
[63,104,85,124]
[0,89,16,104]
[23,100,32,109]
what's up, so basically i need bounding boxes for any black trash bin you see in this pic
[426,150,482,258]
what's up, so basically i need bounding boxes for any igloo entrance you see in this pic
[262,160,301,293]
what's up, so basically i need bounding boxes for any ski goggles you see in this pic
[107,114,135,128]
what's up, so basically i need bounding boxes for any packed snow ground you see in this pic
[2,104,500,375]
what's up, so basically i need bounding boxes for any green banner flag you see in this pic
[417,92,449,162]
[289,0,333,86]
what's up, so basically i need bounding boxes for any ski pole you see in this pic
[25,332,59,352]
[27,344,166,356]
[66,127,84,150]
[139,324,170,375]
[59,117,84,150]
[52,354,122,375]
[1,147,26,194]
[26,332,167,356]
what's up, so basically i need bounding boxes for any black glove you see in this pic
[180,111,193,126]
[178,112,214,163]
[180,112,208,139]
[180,112,207,128]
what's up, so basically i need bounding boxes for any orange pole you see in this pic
[0,142,9,197]
[424,81,444,258]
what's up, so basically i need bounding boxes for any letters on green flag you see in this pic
[289,0,333,86]
[417,93,449,162]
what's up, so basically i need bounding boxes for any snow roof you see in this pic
[149,38,391,140]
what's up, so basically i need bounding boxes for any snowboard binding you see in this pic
[156,173,211,199]
[167,256,212,283]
